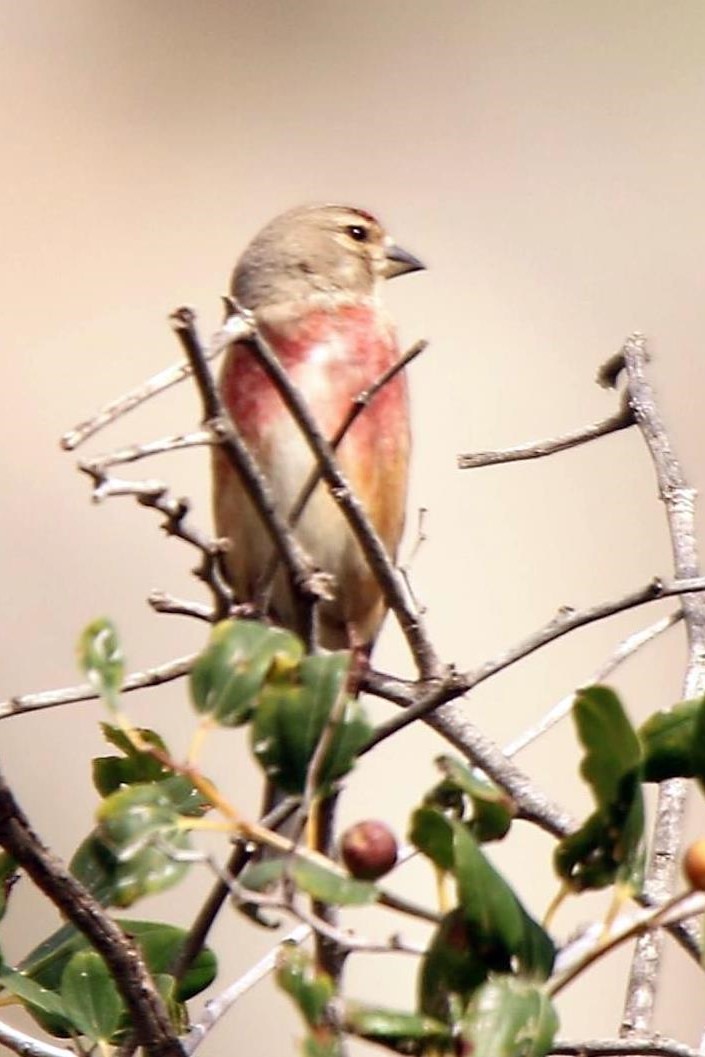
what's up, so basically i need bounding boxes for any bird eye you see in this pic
[346,224,369,242]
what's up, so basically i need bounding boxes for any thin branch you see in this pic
[0,654,196,720]
[171,797,300,983]
[366,575,705,747]
[503,610,682,758]
[621,335,705,1038]
[60,315,250,451]
[170,308,330,623]
[549,889,704,999]
[552,1038,702,1057]
[182,925,310,1056]
[0,771,183,1057]
[0,1018,72,1057]
[148,591,217,622]
[425,705,574,838]
[243,324,443,680]
[79,430,214,475]
[458,394,634,468]
[81,443,233,617]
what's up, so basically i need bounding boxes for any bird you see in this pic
[212,203,424,652]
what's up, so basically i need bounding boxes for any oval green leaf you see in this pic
[61,950,124,1043]
[190,619,303,726]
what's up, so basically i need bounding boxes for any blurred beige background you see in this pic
[2,1,705,1053]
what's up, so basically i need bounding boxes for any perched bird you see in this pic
[212,204,424,650]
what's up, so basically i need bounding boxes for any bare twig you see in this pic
[81,445,233,616]
[366,575,705,746]
[0,1019,72,1057]
[549,889,704,998]
[552,1038,702,1057]
[503,610,682,758]
[398,506,429,615]
[458,394,634,468]
[182,925,310,1055]
[80,430,214,474]
[621,336,705,1038]
[0,653,196,720]
[0,771,183,1057]
[60,315,251,451]
[148,591,217,622]
[171,797,300,983]
[426,705,574,838]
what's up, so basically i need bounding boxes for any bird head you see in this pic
[231,204,424,312]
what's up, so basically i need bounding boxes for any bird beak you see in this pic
[383,242,426,279]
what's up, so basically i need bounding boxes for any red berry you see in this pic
[341,820,398,880]
[683,839,705,890]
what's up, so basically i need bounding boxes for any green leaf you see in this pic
[276,945,334,1028]
[122,921,217,1001]
[409,807,455,871]
[460,976,558,1057]
[61,951,124,1043]
[109,834,192,908]
[555,686,645,892]
[415,816,554,1020]
[21,920,216,1005]
[433,756,515,841]
[241,856,378,906]
[157,774,211,817]
[252,653,370,795]
[451,822,554,981]
[691,697,705,795]
[93,724,171,796]
[291,857,378,906]
[639,698,702,781]
[345,1003,452,1053]
[91,777,209,906]
[70,834,120,905]
[77,618,124,709]
[97,782,185,859]
[153,973,188,1035]
[0,964,69,1036]
[575,686,642,805]
[418,908,489,1020]
[190,619,303,726]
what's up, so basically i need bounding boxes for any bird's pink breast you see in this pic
[214,300,410,646]
[219,302,408,457]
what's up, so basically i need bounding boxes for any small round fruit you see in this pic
[684,839,705,890]
[341,820,398,880]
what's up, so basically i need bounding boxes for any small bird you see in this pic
[212,204,424,651]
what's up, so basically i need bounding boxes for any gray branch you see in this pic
[621,335,705,1037]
